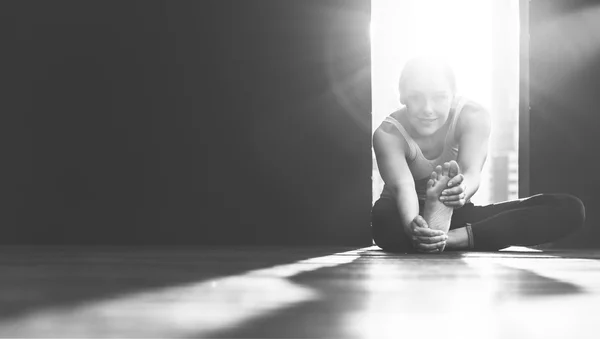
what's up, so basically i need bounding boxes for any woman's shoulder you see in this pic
[388,106,407,121]
[455,97,491,134]
[456,96,486,114]
[374,107,411,153]
[376,107,408,135]
[377,107,403,134]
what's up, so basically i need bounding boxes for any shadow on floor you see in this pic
[0,245,353,320]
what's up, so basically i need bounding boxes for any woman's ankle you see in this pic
[446,227,470,250]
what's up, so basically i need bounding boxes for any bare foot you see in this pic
[423,161,459,234]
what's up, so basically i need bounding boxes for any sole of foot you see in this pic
[423,161,459,234]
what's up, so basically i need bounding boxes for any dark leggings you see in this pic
[371,193,586,252]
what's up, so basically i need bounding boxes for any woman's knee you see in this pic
[542,193,586,228]
[371,198,412,252]
[372,230,413,252]
[556,194,586,227]
[371,211,399,251]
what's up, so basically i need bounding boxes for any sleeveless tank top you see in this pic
[379,96,469,201]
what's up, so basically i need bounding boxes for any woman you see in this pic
[372,56,585,253]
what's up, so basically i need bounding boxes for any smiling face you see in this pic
[399,59,455,137]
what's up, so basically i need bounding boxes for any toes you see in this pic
[434,165,443,180]
[427,178,435,189]
[448,160,460,178]
[442,162,450,177]
[430,171,437,182]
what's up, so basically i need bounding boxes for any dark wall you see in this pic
[0,0,372,246]
[529,0,600,247]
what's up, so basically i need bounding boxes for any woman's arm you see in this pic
[373,124,419,229]
[441,103,492,207]
[373,124,446,251]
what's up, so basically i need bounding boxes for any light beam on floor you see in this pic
[0,248,368,338]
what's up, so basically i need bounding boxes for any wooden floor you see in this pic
[1,246,600,338]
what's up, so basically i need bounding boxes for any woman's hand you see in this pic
[406,215,448,253]
[440,174,467,208]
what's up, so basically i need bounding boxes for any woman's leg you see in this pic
[450,193,586,251]
[371,198,423,253]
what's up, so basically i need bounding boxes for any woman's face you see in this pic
[402,69,454,137]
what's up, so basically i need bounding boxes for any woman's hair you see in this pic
[398,56,456,103]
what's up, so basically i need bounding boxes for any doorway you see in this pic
[371,0,521,206]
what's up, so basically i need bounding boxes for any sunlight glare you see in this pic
[371,0,493,126]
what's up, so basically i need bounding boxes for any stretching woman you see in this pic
[372,56,585,253]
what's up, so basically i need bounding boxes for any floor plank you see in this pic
[0,246,598,338]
